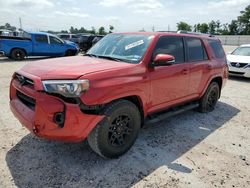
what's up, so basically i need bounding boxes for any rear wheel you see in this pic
[11,49,25,60]
[198,82,220,113]
[87,100,141,158]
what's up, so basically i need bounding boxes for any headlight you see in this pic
[227,60,231,66]
[42,80,89,98]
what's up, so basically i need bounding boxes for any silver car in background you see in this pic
[227,44,250,78]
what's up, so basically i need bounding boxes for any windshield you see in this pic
[87,34,154,63]
[232,47,250,56]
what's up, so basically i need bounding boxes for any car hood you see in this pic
[227,54,250,63]
[64,40,78,47]
[20,56,135,80]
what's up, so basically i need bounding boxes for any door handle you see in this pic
[181,69,189,75]
[207,65,212,70]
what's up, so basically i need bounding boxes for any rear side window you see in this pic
[208,40,225,59]
[35,35,48,43]
[186,37,208,61]
[153,36,184,63]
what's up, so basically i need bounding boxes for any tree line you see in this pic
[177,4,250,35]
[0,23,114,35]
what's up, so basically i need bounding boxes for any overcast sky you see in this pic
[0,0,249,32]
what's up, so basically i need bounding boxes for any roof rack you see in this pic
[157,31,177,33]
[177,30,214,37]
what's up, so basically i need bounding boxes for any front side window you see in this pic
[232,47,250,56]
[35,35,48,43]
[87,34,154,64]
[186,37,208,62]
[153,36,185,63]
[49,36,63,44]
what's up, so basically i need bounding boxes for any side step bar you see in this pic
[145,102,199,124]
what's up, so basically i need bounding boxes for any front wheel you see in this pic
[65,50,76,56]
[198,82,220,113]
[87,100,141,158]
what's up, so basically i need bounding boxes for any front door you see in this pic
[149,36,190,112]
[48,36,66,56]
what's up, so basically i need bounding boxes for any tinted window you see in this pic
[49,36,62,44]
[208,40,225,59]
[35,35,48,43]
[153,36,184,63]
[186,37,208,61]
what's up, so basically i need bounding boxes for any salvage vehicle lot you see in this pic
[0,46,250,187]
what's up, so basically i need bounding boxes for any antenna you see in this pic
[19,17,22,31]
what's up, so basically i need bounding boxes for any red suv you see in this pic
[10,32,228,158]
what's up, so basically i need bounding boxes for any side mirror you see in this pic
[152,54,175,66]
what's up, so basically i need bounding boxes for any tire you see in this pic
[87,100,141,158]
[198,82,220,113]
[11,49,25,60]
[65,50,76,56]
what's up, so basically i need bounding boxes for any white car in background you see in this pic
[227,44,250,78]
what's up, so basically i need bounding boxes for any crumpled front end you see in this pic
[9,71,104,142]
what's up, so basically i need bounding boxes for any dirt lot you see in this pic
[0,46,249,188]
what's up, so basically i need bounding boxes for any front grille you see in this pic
[229,71,244,75]
[230,62,248,68]
[15,73,34,88]
[16,90,36,110]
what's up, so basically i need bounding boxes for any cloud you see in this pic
[99,0,164,14]
[99,0,132,7]
[8,0,54,8]
[55,11,90,18]
[207,0,249,8]
[105,16,120,21]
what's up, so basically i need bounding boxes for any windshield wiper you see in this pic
[97,55,122,62]
[84,54,133,63]
[84,53,99,58]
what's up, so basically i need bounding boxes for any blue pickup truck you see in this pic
[0,31,79,60]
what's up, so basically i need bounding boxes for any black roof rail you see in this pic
[177,30,214,37]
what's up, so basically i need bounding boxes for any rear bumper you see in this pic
[10,75,105,142]
[228,66,250,78]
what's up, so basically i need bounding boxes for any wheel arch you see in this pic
[10,48,27,56]
[210,76,222,97]
[105,95,145,127]
[200,75,223,99]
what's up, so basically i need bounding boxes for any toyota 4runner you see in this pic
[10,32,228,158]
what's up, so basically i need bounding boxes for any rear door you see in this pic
[33,34,50,55]
[149,36,190,112]
[184,37,211,96]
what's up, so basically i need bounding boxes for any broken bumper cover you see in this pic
[10,79,105,142]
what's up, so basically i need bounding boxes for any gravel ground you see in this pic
[0,46,250,188]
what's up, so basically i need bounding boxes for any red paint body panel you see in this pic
[9,32,227,142]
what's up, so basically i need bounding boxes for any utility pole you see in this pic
[19,17,22,31]
[152,25,155,32]
[168,25,170,32]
